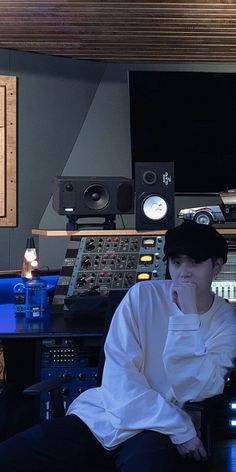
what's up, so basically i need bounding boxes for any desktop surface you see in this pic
[0,303,104,338]
[0,272,105,338]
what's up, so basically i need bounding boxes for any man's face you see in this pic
[168,254,219,294]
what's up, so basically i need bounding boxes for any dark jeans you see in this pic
[0,414,211,471]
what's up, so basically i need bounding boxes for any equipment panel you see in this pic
[40,337,101,420]
[52,234,167,313]
[212,237,236,303]
[52,233,236,314]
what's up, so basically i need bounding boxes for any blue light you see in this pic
[230,442,236,472]
[0,275,59,304]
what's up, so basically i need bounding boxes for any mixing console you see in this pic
[52,233,236,314]
[52,234,167,313]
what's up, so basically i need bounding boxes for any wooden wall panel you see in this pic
[0,87,5,218]
[0,76,16,227]
[1,1,236,62]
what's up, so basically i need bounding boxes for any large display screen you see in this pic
[129,71,236,193]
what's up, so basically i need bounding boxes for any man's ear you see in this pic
[214,257,224,277]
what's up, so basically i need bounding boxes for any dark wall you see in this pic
[0,49,105,270]
[0,51,235,271]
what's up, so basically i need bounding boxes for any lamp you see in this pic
[21,237,38,279]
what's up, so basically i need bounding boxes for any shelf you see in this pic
[32,228,236,236]
[32,229,166,236]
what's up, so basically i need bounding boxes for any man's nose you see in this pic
[180,263,192,277]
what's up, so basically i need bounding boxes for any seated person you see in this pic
[0,221,236,472]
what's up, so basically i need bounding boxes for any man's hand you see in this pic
[176,436,208,461]
[171,283,198,314]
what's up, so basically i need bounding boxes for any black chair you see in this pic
[24,289,221,470]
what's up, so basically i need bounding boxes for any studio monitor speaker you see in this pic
[135,162,175,231]
[52,176,134,216]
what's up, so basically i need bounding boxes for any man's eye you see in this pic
[172,260,180,265]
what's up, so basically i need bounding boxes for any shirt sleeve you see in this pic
[101,289,197,445]
[163,305,236,404]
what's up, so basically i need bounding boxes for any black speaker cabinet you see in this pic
[52,176,134,216]
[135,162,175,231]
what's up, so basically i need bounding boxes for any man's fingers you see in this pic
[192,449,203,461]
[191,444,208,462]
[198,443,208,460]
[176,438,208,462]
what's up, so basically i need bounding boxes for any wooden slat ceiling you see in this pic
[1,1,236,62]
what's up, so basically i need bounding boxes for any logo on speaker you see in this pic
[162,172,172,186]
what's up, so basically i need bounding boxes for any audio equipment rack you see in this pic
[212,236,236,302]
[33,229,236,312]
[52,233,167,314]
[39,337,101,420]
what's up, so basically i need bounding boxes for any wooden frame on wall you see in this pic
[0,75,17,227]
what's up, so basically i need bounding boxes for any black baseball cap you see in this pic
[163,220,228,263]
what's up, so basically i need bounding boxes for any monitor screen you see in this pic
[129,71,236,193]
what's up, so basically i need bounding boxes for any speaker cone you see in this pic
[84,185,110,211]
[142,195,168,221]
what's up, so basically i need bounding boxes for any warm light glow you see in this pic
[21,258,33,279]
[24,248,37,263]
[31,259,38,268]
[21,238,39,279]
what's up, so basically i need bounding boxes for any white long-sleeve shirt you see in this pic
[67,280,236,447]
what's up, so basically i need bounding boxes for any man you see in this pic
[0,221,236,471]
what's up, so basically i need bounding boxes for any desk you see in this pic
[0,303,105,338]
[0,304,104,422]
